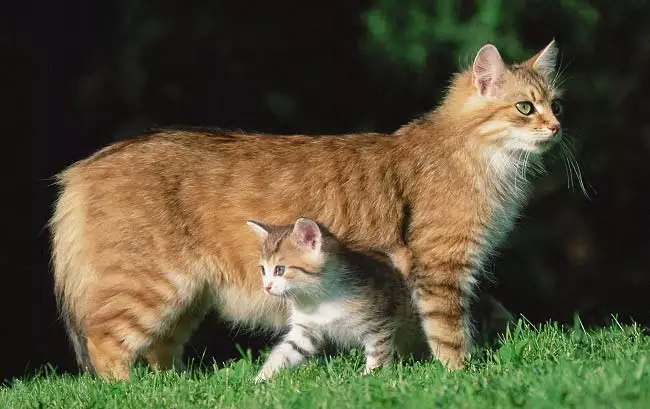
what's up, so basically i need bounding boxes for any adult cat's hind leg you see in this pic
[143,338,186,372]
[143,294,211,372]
[82,265,207,380]
[86,333,135,380]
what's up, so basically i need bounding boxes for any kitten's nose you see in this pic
[264,284,272,294]
[549,123,561,135]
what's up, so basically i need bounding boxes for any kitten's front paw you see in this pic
[361,366,377,376]
[254,370,273,383]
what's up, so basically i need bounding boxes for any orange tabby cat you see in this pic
[51,41,561,379]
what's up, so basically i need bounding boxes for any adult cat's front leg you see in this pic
[410,251,477,369]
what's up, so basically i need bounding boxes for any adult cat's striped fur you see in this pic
[247,218,418,381]
[51,41,561,379]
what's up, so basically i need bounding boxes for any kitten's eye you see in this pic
[515,101,535,116]
[551,100,563,116]
[259,266,265,276]
[274,266,285,277]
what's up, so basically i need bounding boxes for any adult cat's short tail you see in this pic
[50,168,98,373]
[60,302,95,374]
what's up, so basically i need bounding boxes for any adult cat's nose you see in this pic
[549,123,561,135]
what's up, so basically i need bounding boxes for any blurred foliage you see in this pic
[362,0,599,89]
[363,0,601,65]
[364,0,529,71]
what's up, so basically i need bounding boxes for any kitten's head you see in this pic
[461,40,562,155]
[246,218,328,298]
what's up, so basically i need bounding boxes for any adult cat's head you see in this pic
[443,40,563,158]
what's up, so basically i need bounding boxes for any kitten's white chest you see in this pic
[291,300,347,327]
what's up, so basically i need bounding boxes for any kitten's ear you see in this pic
[290,218,322,251]
[472,44,505,96]
[246,220,270,242]
[523,39,558,79]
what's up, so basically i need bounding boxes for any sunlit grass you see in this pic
[3,319,649,408]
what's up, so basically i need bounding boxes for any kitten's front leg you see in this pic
[361,323,395,375]
[255,324,321,382]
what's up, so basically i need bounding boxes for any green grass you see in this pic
[3,319,650,409]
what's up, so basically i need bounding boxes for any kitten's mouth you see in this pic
[264,287,288,297]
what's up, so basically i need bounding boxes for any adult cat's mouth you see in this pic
[530,131,561,151]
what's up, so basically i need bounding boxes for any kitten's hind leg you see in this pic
[362,324,395,375]
[255,324,321,382]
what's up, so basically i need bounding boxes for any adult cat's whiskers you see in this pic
[561,143,574,191]
[521,151,531,182]
[512,151,529,192]
[559,135,590,199]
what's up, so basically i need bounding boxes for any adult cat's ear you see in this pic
[246,220,270,242]
[523,39,558,79]
[472,44,505,97]
[291,218,322,251]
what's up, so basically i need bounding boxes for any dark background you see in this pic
[3,0,649,382]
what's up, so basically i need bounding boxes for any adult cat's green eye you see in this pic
[515,101,535,115]
[551,100,562,116]
[274,266,285,276]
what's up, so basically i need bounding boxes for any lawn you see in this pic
[2,319,649,409]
